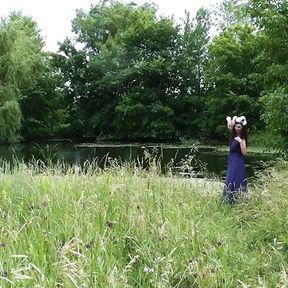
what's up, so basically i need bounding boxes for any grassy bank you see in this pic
[0,161,287,287]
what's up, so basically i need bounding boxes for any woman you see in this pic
[222,115,248,204]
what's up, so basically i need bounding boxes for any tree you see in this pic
[171,8,211,139]
[204,23,262,139]
[248,0,288,152]
[213,0,250,30]
[114,14,178,139]
[260,88,288,152]
[0,12,44,141]
[58,1,179,140]
[20,54,68,139]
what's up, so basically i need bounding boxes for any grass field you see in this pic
[0,160,287,287]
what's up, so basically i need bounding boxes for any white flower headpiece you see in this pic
[226,115,247,126]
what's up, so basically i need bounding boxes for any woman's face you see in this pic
[234,123,243,134]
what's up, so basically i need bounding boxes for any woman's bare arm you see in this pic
[235,137,247,156]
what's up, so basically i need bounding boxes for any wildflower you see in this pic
[155,256,165,262]
[143,267,154,273]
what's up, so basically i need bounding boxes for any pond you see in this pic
[0,142,274,180]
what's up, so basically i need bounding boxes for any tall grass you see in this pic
[0,159,287,287]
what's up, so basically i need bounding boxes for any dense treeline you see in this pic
[0,0,287,151]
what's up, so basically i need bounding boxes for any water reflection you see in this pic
[0,142,274,180]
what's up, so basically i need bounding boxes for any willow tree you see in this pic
[0,12,44,141]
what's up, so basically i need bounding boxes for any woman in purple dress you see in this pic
[222,116,248,204]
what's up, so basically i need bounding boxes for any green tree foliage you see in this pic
[54,41,89,137]
[57,1,214,141]
[204,23,262,139]
[213,0,250,29]
[114,10,178,139]
[20,54,68,139]
[172,8,210,139]
[248,0,288,88]
[57,1,179,140]
[248,0,288,151]
[0,12,44,141]
[260,88,288,152]
[9,0,284,147]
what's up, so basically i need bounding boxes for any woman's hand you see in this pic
[226,116,233,130]
[234,136,243,143]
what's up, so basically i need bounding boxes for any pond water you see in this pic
[0,142,274,180]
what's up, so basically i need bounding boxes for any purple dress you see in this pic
[222,139,247,203]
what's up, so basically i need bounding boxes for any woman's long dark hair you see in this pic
[231,123,248,146]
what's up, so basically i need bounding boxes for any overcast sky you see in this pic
[1,0,221,52]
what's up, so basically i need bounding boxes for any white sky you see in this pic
[0,0,221,52]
